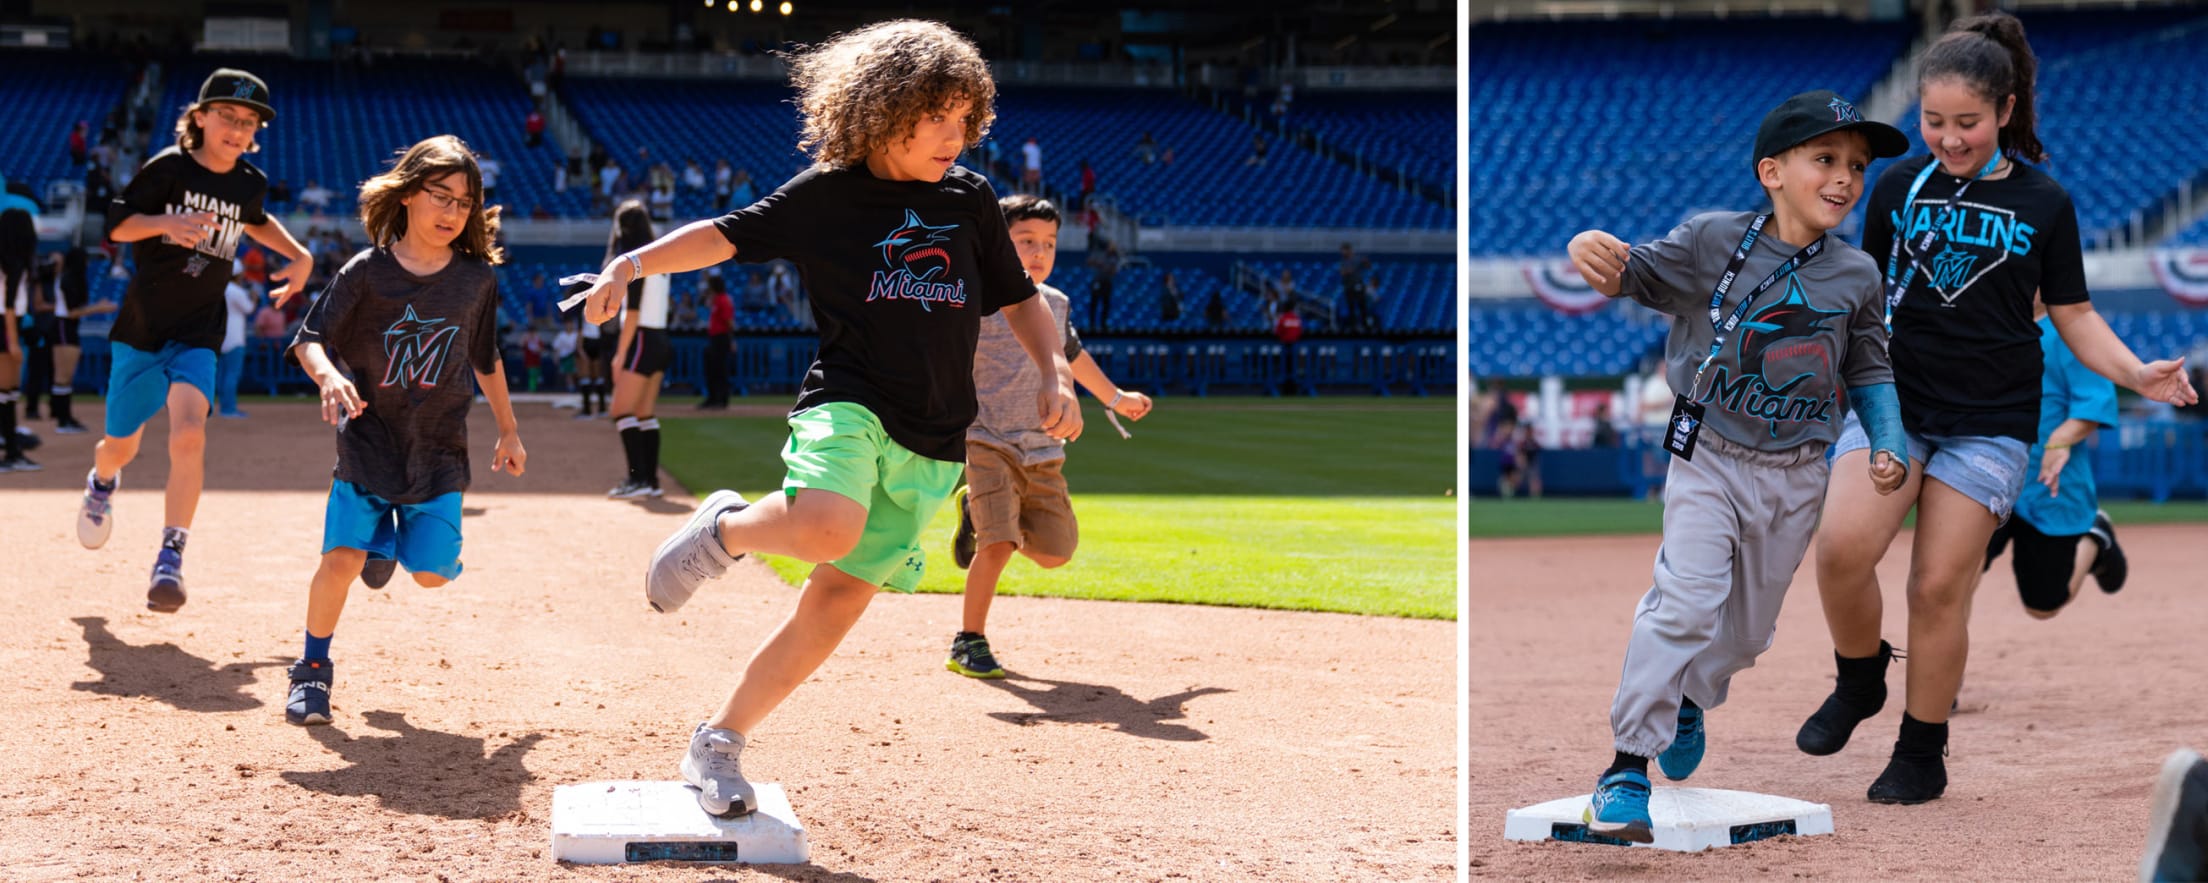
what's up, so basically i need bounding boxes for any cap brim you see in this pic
[204,98,276,124]
[1838,121,1909,160]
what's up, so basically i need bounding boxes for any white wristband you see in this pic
[1108,391,1125,409]
[624,252,645,281]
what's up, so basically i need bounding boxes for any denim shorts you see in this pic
[1834,411,2030,521]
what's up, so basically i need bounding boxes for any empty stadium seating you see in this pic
[0,51,129,200]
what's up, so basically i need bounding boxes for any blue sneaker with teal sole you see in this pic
[1583,768,1654,843]
[1658,703,1705,781]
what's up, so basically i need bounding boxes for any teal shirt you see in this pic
[2015,316,2119,536]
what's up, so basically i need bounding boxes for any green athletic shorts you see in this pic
[781,401,962,591]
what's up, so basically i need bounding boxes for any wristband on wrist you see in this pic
[2045,441,2072,450]
[624,252,645,281]
[1108,391,1124,409]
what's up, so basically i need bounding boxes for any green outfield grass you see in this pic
[1467,496,2208,538]
[658,396,1455,619]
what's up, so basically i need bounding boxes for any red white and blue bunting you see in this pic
[2151,249,2208,307]
[1521,259,1609,315]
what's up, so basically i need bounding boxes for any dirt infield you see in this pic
[1470,525,2208,880]
[0,402,1454,881]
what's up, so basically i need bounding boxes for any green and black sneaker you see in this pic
[946,631,1006,679]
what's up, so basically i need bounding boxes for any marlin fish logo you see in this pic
[1736,276,1844,392]
[380,305,461,388]
[873,210,956,281]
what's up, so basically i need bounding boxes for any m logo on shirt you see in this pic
[866,209,968,312]
[1929,247,1978,292]
[380,305,461,388]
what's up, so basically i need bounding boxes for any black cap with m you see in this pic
[1752,90,1905,169]
[197,68,276,123]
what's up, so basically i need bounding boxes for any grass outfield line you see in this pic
[1467,496,2208,538]
[657,396,1455,620]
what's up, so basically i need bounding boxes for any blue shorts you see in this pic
[1835,412,2030,521]
[321,480,466,580]
[105,340,217,438]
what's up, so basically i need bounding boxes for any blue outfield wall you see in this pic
[61,333,1457,401]
[1472,423,2208,503]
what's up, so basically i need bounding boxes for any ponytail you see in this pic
[1919,10,2046,164]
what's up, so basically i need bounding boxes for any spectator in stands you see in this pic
[1021,137,1043,194]
[525,109,546,147]
[701,274,733,410]
[553,160,568,194]
[68,121,89,167]
[1245,134,1268,167]
[766,259,804,329]
[1077,160,1095,210]
[479,152,502,204]
[1337,243,1377,331]
[587,143,608,179]
[1204,287,1226,328]
[1274,303,1305,394]
[551,320,578,391]
[1159,270,1183,322]
[648,163,677,221]
[85,162,116,210]
[731,168,756,206]
[1134,131,1157,165]
[300,179,334,214]
[1265,269,1298,322]
[595,162,621,214]
[520,324,545,392]
[713,159,734,212]
[1271,82,1294,120]
[683,160,707,192]
[1591,400,1621,448]
[268,179,292,213]
[1086,241,1120,332]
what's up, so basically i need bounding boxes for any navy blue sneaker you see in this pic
[360,557,397,590]
[1582,768,1654,843]
[146,548,186,613]
[1658,703,1705,781]
[285,659,334,726]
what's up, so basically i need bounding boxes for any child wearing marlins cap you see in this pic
[1561,90,1912,842]
[80,67,312,614]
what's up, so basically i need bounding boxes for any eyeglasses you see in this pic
[417,189,475,214]
[202,106,262,131]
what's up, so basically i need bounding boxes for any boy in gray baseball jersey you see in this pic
[1563,90,1912,842]
[945,194,1152,678]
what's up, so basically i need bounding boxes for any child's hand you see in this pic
[2133,358,2199,406]
[315,373,365,425]
[1566,230,1630,295]
[2038,444,2069,496]
[1868,449,1906,495]
[1039,382,1082,442]
[159,211,220,249]
[267,257,310,306]
[1111,390,1153,421]
[492,431,527,476]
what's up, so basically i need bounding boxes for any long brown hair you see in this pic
[1919,10,2046,164]
[785,19,997,169]
[357,135,505,265]
[172,102,263,155]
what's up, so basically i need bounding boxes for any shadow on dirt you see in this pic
[282,709,545,820]
[981,675,1231,741]
[70,616,288,712]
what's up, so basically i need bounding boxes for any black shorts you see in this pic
[580,335,611,362]
[622,328,672,376]
[1983,516,2085,613]
[53,317,81,347]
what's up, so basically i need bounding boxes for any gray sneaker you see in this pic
[78,469,118,549]
[647,489,747,613]
[679,722,757,818]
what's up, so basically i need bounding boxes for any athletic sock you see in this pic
[303,630,333,663]
[161,526,190,554]
[0,393,18,458]
[616,417,642,484]
[51,385,73,425]
[1606,752,1650,776]
[639,418,661,487]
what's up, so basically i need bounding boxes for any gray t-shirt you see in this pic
[969,283,1081,464]
[1618,211,1892,452]
[292,248,502,503]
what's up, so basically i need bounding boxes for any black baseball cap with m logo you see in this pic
[197,68,276,123]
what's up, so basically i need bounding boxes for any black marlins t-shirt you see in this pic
[291,248,502,504]
[1864,155,2089,443]
[106,147,270,352]
[712,164,1036,462]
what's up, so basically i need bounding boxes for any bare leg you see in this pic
[1813,449,1923,658]
[708,563,878,735]
[163,384,211,529]
[305,547,368,638]
[962,541,1016,634]
[1901,479,2002,724]
[93,429,142,482]
[713,488,866,564]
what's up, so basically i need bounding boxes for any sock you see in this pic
[1833,640,1893,707]
[0,393,18,458]
[1606,752,1650,776]
[616,417,641,483]
[639,418,661,486]
[92,471,117,491]
[51,385,73,425]
[1681,696,1700,713]
[303,630,332,662]
[1896,712,1948,759]
[162,526,189,554]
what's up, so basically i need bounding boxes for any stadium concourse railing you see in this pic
[1470,422,2208,504]
[62,334,1457,402]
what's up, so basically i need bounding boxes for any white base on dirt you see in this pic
[1504,787,1832,852]
[552,780,808,864]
